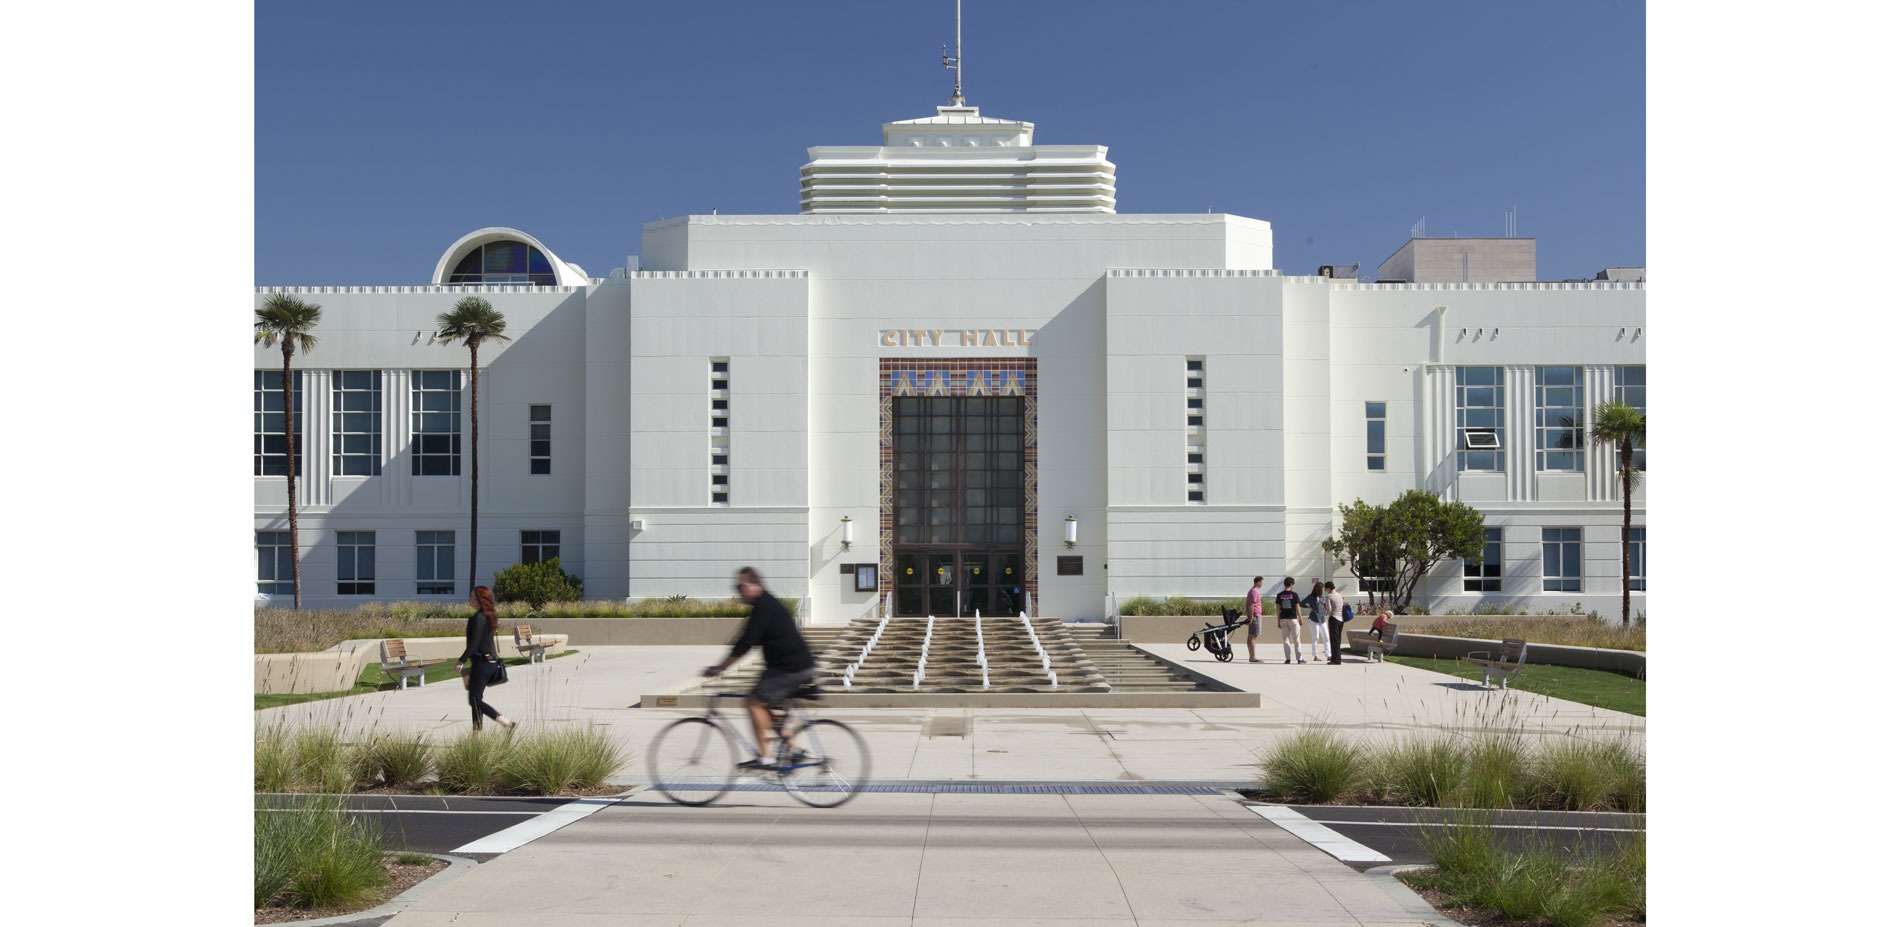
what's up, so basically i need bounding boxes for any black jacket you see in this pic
[460,612,497,663]
[728,591,814,673]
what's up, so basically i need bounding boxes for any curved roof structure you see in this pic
[432,227,589,287]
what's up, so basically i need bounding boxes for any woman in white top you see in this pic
[1302,581,1329,663]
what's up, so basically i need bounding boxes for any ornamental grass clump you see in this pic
[353,732,435,789]
[1256,727,1365,804]
[499,727,628,794]
[1376,735,1467,807]
[254,795,389,909]
[1526,736,1646,813]
[436,731,519,793]
[1462,734,1531,809]
[255,724,295,793]
[291,726,356,794]
[1408,815,1645,927]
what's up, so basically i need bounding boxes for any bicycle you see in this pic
[646,686,871,808]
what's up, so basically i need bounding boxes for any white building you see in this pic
[255,104,1646,619]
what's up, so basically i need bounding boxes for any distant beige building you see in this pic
[1377,238,1538,284]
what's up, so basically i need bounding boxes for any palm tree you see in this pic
[1589,400,1647,627]
[435,297,511,594]
[253,294,323,609]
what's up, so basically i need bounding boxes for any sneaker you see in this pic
[1283,659,1291,664]
[784,749,810,766]
[735,758,771,772]
[1297,660,1306,664]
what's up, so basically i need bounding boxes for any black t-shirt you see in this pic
[1274,589,1302,620]
[729,591,815,673]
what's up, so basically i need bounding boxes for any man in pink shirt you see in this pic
[1245,576,1266,663]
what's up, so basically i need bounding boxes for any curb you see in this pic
[259,852,476,927]
[1362,864,1468,927]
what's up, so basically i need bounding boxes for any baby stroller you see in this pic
[1184,607,1249,663]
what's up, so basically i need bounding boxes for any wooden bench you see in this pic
[379,639,447,690]
[1365,625,1400,663]
[514,625,555,663]
[1462,638,1530,689]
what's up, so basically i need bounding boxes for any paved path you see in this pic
[256,644,1642,786]
[382,790,1454,927]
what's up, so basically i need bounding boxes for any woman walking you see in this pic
[1302,580,1330,664]
[457,585,517,732]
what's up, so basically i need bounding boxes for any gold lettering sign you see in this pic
[878,328,1039,347]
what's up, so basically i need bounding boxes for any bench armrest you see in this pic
[1464,651,1492,661]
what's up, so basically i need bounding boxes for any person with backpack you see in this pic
[1273,577,1305,664]
[1324,581,1347,664]
[1301,580,1329,663]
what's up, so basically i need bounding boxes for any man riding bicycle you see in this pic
[701,566,816,770]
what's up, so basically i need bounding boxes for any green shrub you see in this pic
[1462,734,1530,809]
[499,727,628,794]
[436,731,518,793]
[1118,596,1249,616]
[1378,736,1466,807]
[493,557,585,610]
[1257,727,1365,803]
[353,733,434,788]
[254,795,389,908]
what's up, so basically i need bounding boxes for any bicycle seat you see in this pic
[794,684,824,701]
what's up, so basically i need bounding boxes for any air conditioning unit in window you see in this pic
[1462,431,1500,449]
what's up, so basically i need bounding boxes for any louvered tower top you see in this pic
[799,105,1116,214]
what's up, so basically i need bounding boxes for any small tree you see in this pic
[493,558,584,612]
[1323,490,1487,613]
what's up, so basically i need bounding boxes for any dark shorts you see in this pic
[751,666,817,704]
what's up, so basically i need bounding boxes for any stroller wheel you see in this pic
[1186,634,1202,651]
[1216,650,1234,663]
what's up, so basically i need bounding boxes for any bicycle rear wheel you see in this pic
[647,717,740,806]
[779,719,870,808]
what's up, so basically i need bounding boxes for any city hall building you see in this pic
[254,104,1646,620]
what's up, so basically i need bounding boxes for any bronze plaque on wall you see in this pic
[1056,556,1083,576]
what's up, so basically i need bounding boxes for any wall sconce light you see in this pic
[840,515,854,550]
[1064,514,1078,549]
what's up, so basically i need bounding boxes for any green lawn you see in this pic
[1385,655,1646,716]
[254,650,578,710]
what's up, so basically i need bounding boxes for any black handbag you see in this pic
[487,657,509,686]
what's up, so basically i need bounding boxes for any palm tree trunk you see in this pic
[1620,440,1633,627]
[282,344,302,609]
[468,346,480,595]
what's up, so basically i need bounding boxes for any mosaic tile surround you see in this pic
[878,359,1038,611]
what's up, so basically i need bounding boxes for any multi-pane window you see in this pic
[893,396,1025,545]
[529,404,551,475]
[416,530,455,595]
[1627,527,1646,591]
[337,531,375,595]
[1615,365,1646,471]
[332,371,382,476]
[712,359,729,503]
[1187,359,1206,501]
[254,370,304,476]
[1535,366,1584,471]
[411,371,462,476]
[256,530,295,595]
[1366,401,1387,470]
[1541,527,1582,592]
[445,240,558,286]
[1456,366,1504,471]
[1464,527,1502,592]
[521,530,559,565]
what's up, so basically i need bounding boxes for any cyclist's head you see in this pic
[735,566,765,603]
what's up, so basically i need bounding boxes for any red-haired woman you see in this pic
[456,585,517,732]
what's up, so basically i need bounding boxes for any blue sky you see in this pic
[256,0,1643,284]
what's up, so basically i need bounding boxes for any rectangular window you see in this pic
[336,531,375,595]
[1456,366,1505,472]
[332,371,383,476]
[1536,366,1584,471]
[1464,527,1502,592]
[253,370,304,476]
[529,404,551,475]
[1627,527,1646,591]
[1541,527,1582,592]
[410,370,462,476]
[1366,401,1387,470]
[256,530,294,595]
[520,529,559,565]
[1615,365,1646,471]
[416,530,455,595]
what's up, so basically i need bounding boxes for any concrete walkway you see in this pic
[384,789,1451,927]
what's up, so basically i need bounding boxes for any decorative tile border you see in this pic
[877,359,1039,612]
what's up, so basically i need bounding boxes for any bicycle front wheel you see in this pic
[647,717,740,806]
[779,719,870,808]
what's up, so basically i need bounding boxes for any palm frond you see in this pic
[253,294,323,353]
[434,296,513,348]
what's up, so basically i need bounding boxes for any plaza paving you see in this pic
[258,641,1641,926]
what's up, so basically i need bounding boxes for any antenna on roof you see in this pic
[1506,204,1517,238]
[941,0,965,105]
[1411,217,1426,239]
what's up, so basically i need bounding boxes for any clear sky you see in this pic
[255,0,1644,284]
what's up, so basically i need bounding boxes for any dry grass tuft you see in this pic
[1404,616,1645,651]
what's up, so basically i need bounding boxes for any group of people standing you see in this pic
[1242,576,1360,665]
